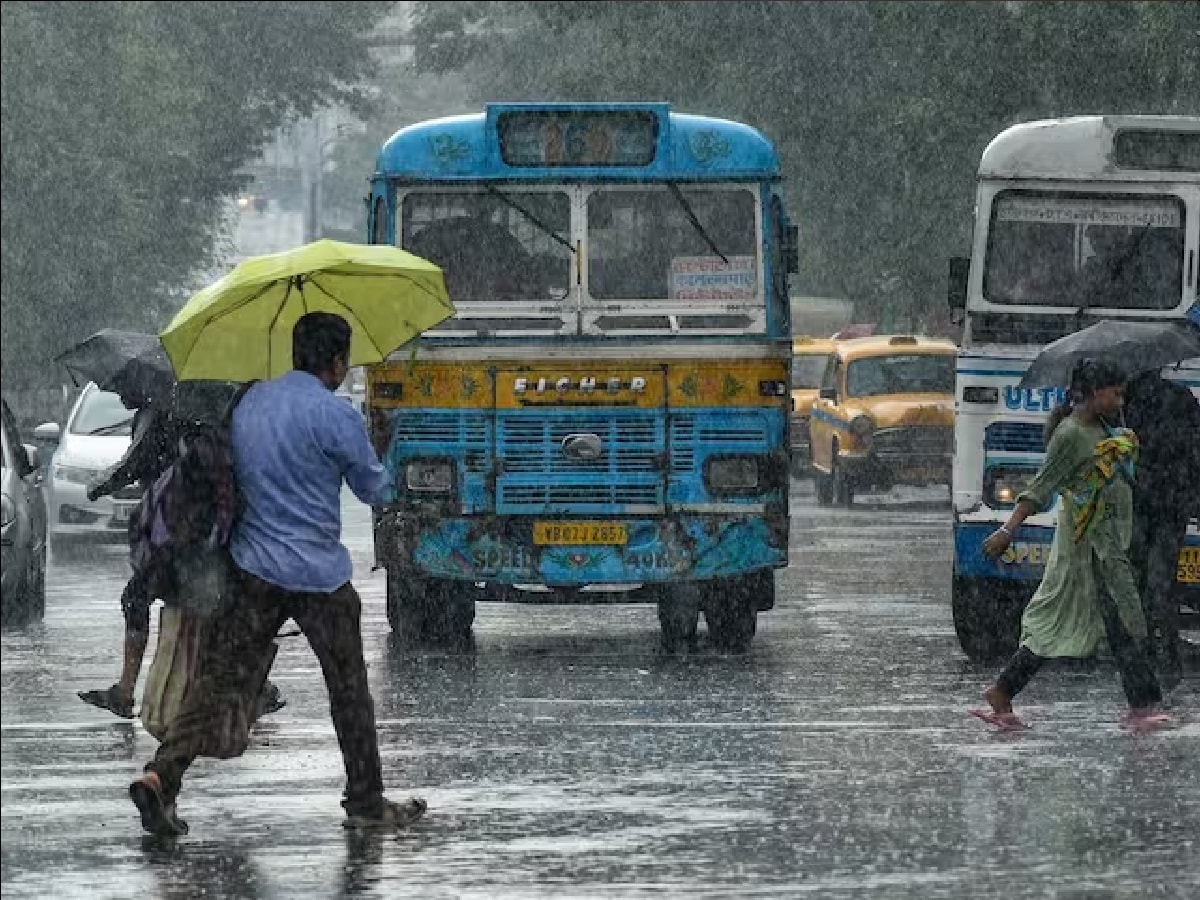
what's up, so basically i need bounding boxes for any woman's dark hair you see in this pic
[1044,357,1126,441]
[293,312,352,375]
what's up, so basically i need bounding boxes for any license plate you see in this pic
[1179,547,1200,584]
[532,521,628,546]
[111,503,137,525]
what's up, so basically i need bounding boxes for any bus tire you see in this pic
[952,574,1022,662]
[387,570,475,647]
[656,584,700,652]
[703,573,761,652]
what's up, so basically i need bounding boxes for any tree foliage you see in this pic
[410,0,1199,328]
[1,1,393,387]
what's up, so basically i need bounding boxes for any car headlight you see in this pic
[984,466,1037,508]
[1,494,15,528]
[848,415,874,441]
[54,464,98,485]
[404,459,454,493]
[705,456,761,495]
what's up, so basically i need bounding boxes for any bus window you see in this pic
[586,187,757,300]
[400,191,571,302]
[983,192,1184,309]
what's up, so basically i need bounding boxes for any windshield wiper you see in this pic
[87,420,133,436]
[484,185,573,252]
[668,182,728,264]
[1075,223,1152,318]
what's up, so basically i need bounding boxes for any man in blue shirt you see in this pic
[129,312,426,835]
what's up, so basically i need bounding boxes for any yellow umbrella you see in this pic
[160,239,455,381]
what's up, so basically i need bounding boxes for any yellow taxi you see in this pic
[789,336,836,474]
[808,334,957,505]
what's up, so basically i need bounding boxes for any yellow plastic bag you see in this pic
[140,606,200,741]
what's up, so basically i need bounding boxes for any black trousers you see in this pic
[146,565,385,815]
[1130,501,1188,673]
[997,568,1162,709]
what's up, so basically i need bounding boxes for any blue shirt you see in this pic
[229,370,392,593]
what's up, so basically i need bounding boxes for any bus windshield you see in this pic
[401,191,572,303]
[586,187,758,300]
[846,354,955,398]
[982,191,1184,310]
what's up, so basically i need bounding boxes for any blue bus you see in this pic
[364,103,798,650]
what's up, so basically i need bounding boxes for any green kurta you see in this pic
[1015,415,1147,658]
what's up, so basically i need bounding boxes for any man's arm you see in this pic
[87,409,155,500]
[325,405,394,506]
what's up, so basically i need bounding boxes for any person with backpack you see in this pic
[77,380,183,718]
[79,380,285,725]
[129,312,425,837]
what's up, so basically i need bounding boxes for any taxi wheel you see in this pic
[831,456,854,507]
[815,470,835,506]
[656,584,700,651]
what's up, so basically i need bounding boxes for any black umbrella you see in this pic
[55,329,176,403]
[1018,320,1200,389]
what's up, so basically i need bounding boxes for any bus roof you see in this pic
[374,103,781,182]
[979,115,1200,182]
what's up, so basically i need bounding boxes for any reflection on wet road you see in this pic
[3,483,1197,898]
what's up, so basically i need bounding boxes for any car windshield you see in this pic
[0,425,10,471]
[70,388,134,436]
[791,355,828,389]
[846,354,955,398]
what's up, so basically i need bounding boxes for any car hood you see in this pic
[53,434,131,470]
[849,395,954,429]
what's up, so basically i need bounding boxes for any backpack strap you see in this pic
[221,379,259,426]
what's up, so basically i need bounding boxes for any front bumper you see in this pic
[375,512,788,586]
[48,479,138,540]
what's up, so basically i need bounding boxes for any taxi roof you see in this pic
[832,334,959,361]
[792,336,837,355]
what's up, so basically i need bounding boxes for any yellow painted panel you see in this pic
[367,362,494,409]
[667,359,789,407]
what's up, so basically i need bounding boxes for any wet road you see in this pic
[3,482,1197,899]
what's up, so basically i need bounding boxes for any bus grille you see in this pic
[497,412,664,513]
[984,422,1044,454]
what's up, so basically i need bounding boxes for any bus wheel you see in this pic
[387,570,475,647]
[952,574,1021,662]
[656,584,700,652]
[703,573,762,652]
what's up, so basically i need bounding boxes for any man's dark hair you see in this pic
[293,312,352,375]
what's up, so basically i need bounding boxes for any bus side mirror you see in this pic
[819,387,836,402]
[947,257,969,310]
[784,225,800,274]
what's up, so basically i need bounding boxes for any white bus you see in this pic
[947,115,1200,660]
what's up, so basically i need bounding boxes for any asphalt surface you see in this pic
[2,481,1197,899]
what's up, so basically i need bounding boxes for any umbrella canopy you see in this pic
[1018,320,1200,389]
[55,329,175,403]
[160,239,456,382]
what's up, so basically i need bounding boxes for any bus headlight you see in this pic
[984,466,1036,508]
[705,456,762,495]
[405,459,455,493]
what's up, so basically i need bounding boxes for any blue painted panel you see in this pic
[375,104,781,182]
[409,516,784,585]
[953,521,1053,582]
[667,408,785,506]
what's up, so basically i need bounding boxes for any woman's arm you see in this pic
[982,499,1038,558]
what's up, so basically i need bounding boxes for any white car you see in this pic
[37,383,138,550]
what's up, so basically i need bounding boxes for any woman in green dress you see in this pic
[972,359,1169,732]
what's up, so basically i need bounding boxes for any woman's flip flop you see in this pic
[968,708,1027,732]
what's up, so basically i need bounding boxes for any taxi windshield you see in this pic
[846,354,954,398]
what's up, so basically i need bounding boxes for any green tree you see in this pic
[409,1,1198,330]
[1,1,394,387]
